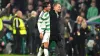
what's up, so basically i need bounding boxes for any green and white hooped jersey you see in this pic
[38,11,50,34]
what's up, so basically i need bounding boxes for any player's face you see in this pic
[46,4,51,11]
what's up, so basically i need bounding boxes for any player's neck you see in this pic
[43,9,47,12]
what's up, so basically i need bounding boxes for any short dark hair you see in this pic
[42,2,50,9]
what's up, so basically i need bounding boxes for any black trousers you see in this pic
[49,35,66,56]
[65,38,73,56]
[13,34,22,54]
[72,41,85,56]
[13,34,26,54]
[28,33,37,54]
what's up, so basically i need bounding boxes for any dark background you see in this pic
[0,0,100,14]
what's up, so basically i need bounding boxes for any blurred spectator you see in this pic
[27,11,37,55]
[9,0,15,14]
[79,3,86,12]
[12,6,18,15]
[38,0,43,6]
[72,15,84,56]
[78,0,86,8]
[27,0,33,5]
[27,4,33,12]
[61,7,67,19]
[79,11,86,19]
[79,3,87,18]
[64,12,75,56]
[70,0,76,7]
[94,24,100,56]
[62,0,72,10]
[44,0,49,2]
[70,0,78,21]
[12,10,27,54]
[26,0,40,10]
[79,19,90,56]
[0,3,11,17]
[85,0,91,8]
[10,0,14,5]
[0,3,11,39]
[14,0,27,14]
[87,1,98,19]
[26,4,33,18]
[36,6,42,14]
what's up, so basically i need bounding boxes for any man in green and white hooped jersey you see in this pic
[37,2,51,56]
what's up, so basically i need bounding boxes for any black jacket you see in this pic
[50,10,65,41]
[72,23,90,44]
[27,17,37,34]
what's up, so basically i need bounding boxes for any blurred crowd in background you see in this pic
[0,0,100,56]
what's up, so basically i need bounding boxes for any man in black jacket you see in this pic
[49,2,66,56]
[27,11,37,55]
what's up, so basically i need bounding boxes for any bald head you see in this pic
[16,10,23,18]
[31,11,37,17]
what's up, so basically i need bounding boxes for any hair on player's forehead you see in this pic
[42,2,50,9]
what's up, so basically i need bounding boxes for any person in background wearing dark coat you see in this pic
[64,11,75,56]
[70,0,78,21]
[26,4,34,19]
[49,2,66,56]
[27,11,37,55]
[72,15,83,56]
[72,16,89,56]
[80,19,90,56]
[9,0,15,14]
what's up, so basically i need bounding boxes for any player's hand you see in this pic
[69,37,73,41]
[40,33,43,39]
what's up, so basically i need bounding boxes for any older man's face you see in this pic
[54,4,61,12]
